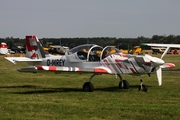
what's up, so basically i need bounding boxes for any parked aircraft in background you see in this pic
[0,41,25,54]
[129,46,142,54]
[7,41,22,53]
[151,47,166,54]
[5,36,175,92]
[119,46,143,54]
[0,42,8,54]
[48,45,69,55]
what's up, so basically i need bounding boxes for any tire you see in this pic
[83,82,94,92]
[119,80,129,89]
[138,84,148,92]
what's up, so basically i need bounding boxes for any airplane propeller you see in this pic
[156,67,162,86]
[145,54,164,86]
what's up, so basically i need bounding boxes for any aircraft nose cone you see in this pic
[144,54,164,66]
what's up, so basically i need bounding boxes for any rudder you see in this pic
[26,35,46,59]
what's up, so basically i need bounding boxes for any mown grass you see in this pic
[0,54,180,120]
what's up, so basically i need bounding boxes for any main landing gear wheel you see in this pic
[83,82,94,92]
[139,84,148,92]
[119,80,129,89]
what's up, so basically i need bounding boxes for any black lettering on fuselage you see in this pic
[47,59,65,66]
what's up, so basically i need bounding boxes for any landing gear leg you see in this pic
[138,76,148,92]
[118,74,129,89]
[83,74,95,92]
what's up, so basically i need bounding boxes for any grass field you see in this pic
[0,54,180,120]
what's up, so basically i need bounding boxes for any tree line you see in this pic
[0,35,180,50]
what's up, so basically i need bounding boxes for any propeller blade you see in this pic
[156,67,162,86]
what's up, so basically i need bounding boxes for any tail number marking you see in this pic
[47,59,65,66]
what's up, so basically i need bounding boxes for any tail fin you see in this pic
[26,35,46,59]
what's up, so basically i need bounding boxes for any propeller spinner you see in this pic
[145,54,164,86]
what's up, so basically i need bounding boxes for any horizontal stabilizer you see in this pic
[5,57,42,64]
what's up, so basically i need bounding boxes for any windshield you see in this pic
[67,44,95,55]
[101,46,120,59]
[66,44,120,61]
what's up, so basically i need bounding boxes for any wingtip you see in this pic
[4,57,16,64]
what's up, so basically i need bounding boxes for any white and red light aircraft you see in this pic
[5,36,175,92]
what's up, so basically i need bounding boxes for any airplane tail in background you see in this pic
[26,36,46,59]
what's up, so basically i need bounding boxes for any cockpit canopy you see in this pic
[66,44,120,62]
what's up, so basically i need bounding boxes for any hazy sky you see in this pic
[1,0,180,38]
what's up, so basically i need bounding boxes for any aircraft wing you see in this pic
[142,43,180,59]
[35,65,112,74]
[142,43,180,48]
[5,57,42,64]
[160,63,175,68]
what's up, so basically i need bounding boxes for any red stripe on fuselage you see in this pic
[119,53,127,58]
[94,68,108,73]
[115,59,122,68]
[49,66,57,71]
[145,62,151,66]
[104,59,110,65]
[37,66,43,70]
[130,68,137,74]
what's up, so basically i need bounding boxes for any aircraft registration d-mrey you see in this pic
[5,36,175,92]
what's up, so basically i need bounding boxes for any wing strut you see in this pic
[161,47,170,59]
